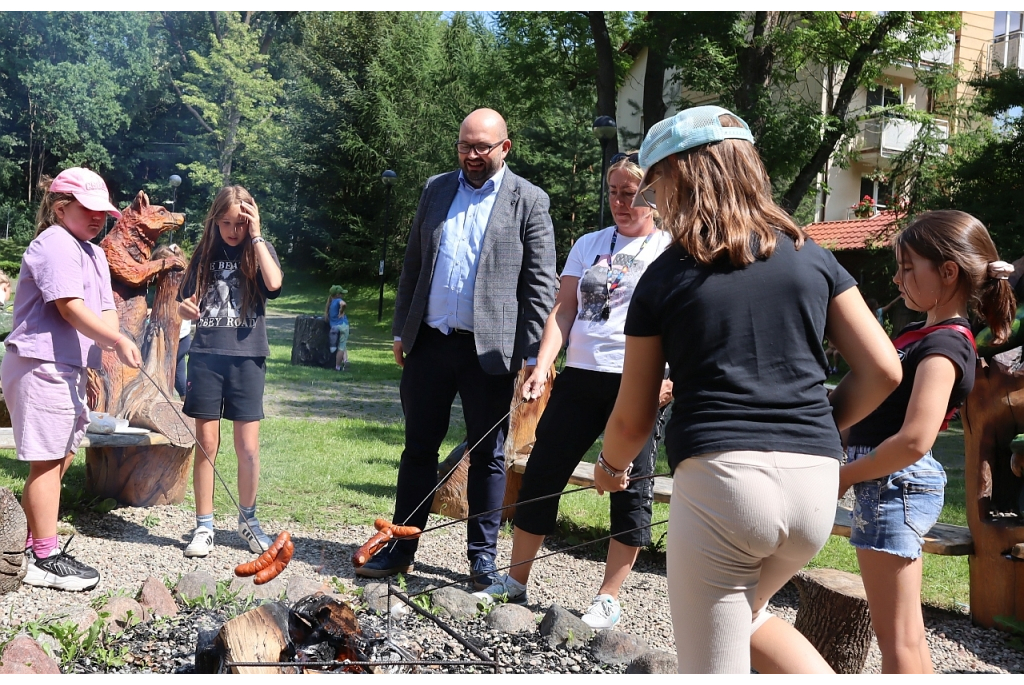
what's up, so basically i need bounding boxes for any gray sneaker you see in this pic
[237,517,272,553]
[24,538,100,591]
[472,573,528,606]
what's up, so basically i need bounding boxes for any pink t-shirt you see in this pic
[6,225,116,369]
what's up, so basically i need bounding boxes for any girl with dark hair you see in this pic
[840,210,1015,673]
[593,106,903,673]
[178,186,283,558]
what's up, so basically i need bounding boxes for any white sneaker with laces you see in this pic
[581,594,621,629]
[184,527,214,558]
[471,573,528,606]
[237,517,272,554]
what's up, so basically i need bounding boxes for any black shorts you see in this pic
[183,353,266,421]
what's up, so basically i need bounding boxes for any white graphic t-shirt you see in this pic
[561,226,673,372]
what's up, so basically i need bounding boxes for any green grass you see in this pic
[0,267,974,610]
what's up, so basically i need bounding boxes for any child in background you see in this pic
[2,168,142,590]
[840,210,1016,672]
[325,285,349,371]
[0,269,13,368]
[178,186,283,558]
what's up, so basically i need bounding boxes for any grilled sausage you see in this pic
[235,530,292,577]
[254,539,294,585]
[351,528,393,568]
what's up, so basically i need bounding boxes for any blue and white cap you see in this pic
[632,105,755,207]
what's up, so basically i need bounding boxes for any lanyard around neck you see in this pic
[606,229,654,295]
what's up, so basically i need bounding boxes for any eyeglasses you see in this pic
[455,139,508,155]
[610,152,639,165]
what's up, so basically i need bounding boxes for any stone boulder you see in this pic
[0,487,27,594]
[0,635,61,674]
[485,603,536,634]
[539,604,593,649]
[590,630,649,665]
[430,587,479,621]
[175,570,216,602]
[101,595,146,632]
[63,606,99,636]
[229,573,286,602]
[286,576,328,602]
[138,576,178,618]
[626,649,677,674]
[362,582,391,614]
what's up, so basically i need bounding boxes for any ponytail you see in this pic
[896,210,1017,345]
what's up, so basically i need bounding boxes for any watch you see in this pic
[251,236,266,245]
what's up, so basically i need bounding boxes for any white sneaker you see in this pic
[471,573,528,606]
[581,594,621,629]
[184,527,214,557]
[237,517,272,554]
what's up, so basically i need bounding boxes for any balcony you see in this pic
[858,116,949,165]
[989,32,1023,73]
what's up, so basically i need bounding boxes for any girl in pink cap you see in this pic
[2,168,142,591]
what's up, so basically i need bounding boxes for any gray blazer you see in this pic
[392,167,556,375]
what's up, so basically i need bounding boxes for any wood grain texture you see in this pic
[792,568,874,674]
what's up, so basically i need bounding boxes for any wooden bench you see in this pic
[0,426,192,507]
[510,456,974,556]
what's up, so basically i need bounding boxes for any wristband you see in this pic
[112,334,124,349]
[597,452,631,477]
[252,236,266,246]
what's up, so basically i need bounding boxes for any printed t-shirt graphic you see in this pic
[199,258,251,327]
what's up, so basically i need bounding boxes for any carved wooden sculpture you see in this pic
[961,357,1024,628]
[431,366,555,522]
[85,192,196,506]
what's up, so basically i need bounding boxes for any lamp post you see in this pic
[377,169,397,323]
[592,116,617,229]
[168,174,182,242]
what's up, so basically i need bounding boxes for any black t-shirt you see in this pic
[180,242,282,357]
[625,234,856,473]
[847,318,976,448]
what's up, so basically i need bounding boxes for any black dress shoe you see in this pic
[470,553,500,590]
[354,548,414,578]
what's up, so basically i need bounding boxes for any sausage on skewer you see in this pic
[352,520,422,568]
[235,531,292,578]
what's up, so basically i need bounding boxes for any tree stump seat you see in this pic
[0,486,27,595]
[291,315,333,369]
[792,568,874,674]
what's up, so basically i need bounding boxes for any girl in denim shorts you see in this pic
[841,211,1016,673]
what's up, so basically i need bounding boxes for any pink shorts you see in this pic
[1,352,89,462]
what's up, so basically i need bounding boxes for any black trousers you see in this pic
[175,333,191,397]
[393,324,515,560]
[514,366,665,547]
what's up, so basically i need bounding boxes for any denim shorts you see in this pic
[846,445,946,559]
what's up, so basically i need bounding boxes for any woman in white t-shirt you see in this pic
[473,153,673,629]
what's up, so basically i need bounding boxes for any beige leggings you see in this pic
[667,450,839,673]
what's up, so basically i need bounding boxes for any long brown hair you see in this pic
[34,176,76,237]
[180,186,262,317]
[650,114,805,267]
[895,210,1016,345]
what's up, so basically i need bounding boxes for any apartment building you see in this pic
[615,12,997,225]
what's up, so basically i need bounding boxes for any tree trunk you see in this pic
[85,444,194,507]
[642,44,667,136]
[589,10,620,159]
[0,487,27,595]
[792,569,874,673]
[291,315,333,368]
[734,11,783,141]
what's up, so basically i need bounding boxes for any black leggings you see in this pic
[514,366,665,547]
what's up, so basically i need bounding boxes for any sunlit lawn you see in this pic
[0,269,971,609]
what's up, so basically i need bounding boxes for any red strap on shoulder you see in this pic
[891,324,976,431]
[892,324,976,352]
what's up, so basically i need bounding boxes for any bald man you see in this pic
[356,108,556,588]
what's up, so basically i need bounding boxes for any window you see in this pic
[860,176,891,205]
[867,85,903,109]
[995,11,1023,39]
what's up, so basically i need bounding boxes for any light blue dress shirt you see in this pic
[424,164,507,334]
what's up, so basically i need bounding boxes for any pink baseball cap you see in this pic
[50,167,122,219]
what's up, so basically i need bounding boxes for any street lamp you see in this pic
[168,174,182,242]
[592,116,617,229]
[377,169,397,324]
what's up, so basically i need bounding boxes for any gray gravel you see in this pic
[0,503,1020,673]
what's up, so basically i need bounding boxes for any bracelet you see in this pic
[111,334,124,350]
[597,452,631,478]
[251,236,266,245]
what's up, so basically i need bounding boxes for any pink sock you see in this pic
[33,536,58,560]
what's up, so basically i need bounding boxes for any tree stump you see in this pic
[85,445,194,507]
[0,486,27,594]
[431,366,555,522]
[791,568,874,674]
[291,315,333,368]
